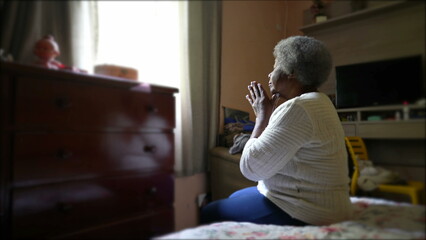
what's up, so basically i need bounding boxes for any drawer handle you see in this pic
[147,105,159,113]
[143,145,157,153]
[56,149,73,160]
[55,97,72,109]
[57,202,73,213]
[147,187,157,195]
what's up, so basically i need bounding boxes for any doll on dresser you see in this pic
[33,35,86,72]
[33,35,64,69]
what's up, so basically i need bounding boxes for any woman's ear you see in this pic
[288,73,297,80]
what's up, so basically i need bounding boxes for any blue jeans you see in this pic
[200,186,308,226]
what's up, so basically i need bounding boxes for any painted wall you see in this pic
[174,173,207,231]
[219,0,312,128]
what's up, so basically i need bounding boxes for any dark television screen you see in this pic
[335,55,424,109]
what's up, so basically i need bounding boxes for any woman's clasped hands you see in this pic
[246,81,280,121]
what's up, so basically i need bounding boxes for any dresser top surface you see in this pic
[0,61,178,94]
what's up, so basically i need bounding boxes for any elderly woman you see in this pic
[201,36,352,226]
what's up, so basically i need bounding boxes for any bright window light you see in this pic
[96,1,181,88]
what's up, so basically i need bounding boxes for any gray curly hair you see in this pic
[273,36,332,88]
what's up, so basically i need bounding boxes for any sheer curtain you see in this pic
[177,1,222,176]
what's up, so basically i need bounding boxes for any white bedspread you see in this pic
[157,197,425,239]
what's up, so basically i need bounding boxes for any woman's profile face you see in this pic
[268,67,286,96]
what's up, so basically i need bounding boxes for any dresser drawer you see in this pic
[12,173,174,239]
[57,208,174,239]
[14,77,175,130]
[13,132,174,185]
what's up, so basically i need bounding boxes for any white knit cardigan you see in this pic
[240,92,353,225]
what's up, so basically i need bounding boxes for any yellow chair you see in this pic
[345,136,424,204]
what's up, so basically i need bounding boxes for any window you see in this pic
[96,2,184,172]
[96,1,181,88]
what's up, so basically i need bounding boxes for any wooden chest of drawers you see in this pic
[0,62,177,239]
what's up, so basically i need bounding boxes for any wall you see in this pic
[219,0,312,130]
[174,173,207,231]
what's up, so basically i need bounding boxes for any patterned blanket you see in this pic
[157,197,425,239]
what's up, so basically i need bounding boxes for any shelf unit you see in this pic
[299,0,412,34]
[337,104,426,139]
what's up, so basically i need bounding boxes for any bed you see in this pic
[156,197,425,239]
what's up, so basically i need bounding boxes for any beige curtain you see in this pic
[176,1,222,176]
[0,1,97,71]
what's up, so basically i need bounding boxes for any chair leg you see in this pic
[409,191,419,205]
